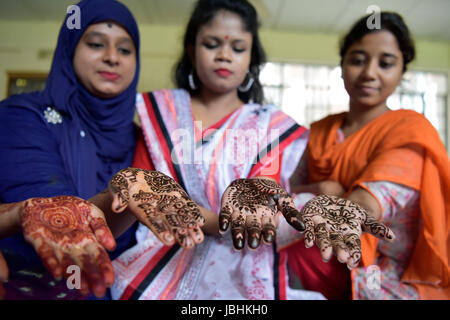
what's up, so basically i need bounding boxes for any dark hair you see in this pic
[174,0,266,104]
[339,11,415,72]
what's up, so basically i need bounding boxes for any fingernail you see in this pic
[234,238,244,250]
[185,238,193,248]
[249,237,260,249]
[265,233,273,243]
[338,257,346,264]
[220,220,228,232]
[292,220,305,231]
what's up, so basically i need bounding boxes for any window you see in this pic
[260,62,448,149]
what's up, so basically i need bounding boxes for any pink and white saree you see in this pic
[110,89,323,300]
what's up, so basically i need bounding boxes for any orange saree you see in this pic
[307,109,450,299]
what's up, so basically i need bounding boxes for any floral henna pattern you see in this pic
[109,168,205,248]
[109,168,139,211]
[20,196,116,297]
[219,178,305,250]
[300,195,395,268]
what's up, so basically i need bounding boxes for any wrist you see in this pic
[199,206,219,235]
[346,192,382,221]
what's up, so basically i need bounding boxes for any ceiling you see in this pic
[0,0,449,41]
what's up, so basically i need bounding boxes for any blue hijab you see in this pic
[0,0,140,299]
[0,0,140,199]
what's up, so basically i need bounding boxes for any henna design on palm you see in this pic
[219,178,305,250]
[300,194,395,269]
[109,168,205,248]
[20,196,116,298]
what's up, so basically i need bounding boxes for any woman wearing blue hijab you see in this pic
[0,0,140,299]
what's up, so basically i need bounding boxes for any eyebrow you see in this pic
[203,35,247,43]
[348,49,398,59]
[84,31,133,44]
[84,31,107,38]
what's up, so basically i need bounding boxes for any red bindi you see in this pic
[225,35,229,40]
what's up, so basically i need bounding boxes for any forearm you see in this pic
[0,201,23,238]
[291,181,346,197]
[89,191,137,238]
[291,182,322,194]
[346,187,382,220]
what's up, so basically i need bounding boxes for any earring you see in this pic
[188,70,197,90]
[238,71,254,93]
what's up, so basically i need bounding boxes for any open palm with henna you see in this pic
[21,196,117,298]
[300,194,395,269]
[108,168,205,249]
[219,177,306,250]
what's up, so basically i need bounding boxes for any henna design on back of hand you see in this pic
[219,178,305,250]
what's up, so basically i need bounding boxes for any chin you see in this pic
[93,86,123,99]
[212,84,238,94]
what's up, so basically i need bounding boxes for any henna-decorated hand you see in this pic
[20,196,116,298]
[109,168,205,249]
[219,177,305,250]
[0,252,8,300]
[300,195,395,269]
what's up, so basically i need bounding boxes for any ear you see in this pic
[187,45,195,68]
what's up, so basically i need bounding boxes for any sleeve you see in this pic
[351,180,421,299]
[132,130,155,170]
[0,107,77,203]
[359,181,420,221]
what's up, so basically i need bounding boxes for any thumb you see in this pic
[89,204,117,251]
[274,195,305,232]
[362,215,395,242]
[110,188,129,213]
[108,171,131,213]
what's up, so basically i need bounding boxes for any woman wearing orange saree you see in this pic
[286,12,450,299]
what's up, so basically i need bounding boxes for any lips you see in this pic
[215,69,232,77]
[356,85,379,95]
[99,71,120,81]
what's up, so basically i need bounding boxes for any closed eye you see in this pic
[87,42,104,49]
[118,48,132,55]
[233,47,246,53]
[203,43,219,50]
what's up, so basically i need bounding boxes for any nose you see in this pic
[361,59,377,80]
[216,45,232,62]
[103,47,119,66]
